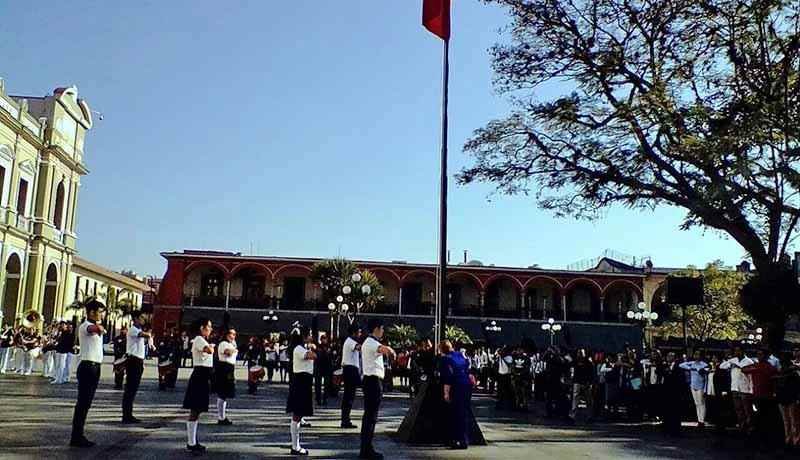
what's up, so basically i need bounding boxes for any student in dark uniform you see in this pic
[112,327,127,390]
[122,311,150,424]
[439,340,472,450]
[314,335,333,406]
[340,324,362,428]
[214,328,238,425]
[69,300,106,448]
[157,330,177,391]
[286,327,316,456]
[183,318,215,454]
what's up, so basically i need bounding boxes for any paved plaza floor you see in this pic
[0,359,794,459]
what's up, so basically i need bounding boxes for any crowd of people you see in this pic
[5,304,800,455]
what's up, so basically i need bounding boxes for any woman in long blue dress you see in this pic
[439,340,472,449]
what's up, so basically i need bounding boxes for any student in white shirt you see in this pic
[286,327,317,456]
[359,318,395,460]
[182,318,215,454]
[279,340,290,383]
[122,311,151,424]
[215,328,239,425]
[679,350,710,427]
[719,347,755,432]
[340,323,362,429]
[69,299,106,448]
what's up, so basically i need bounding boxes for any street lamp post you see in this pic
[627,302,659,350]
[262,310,279,334]
[541,317,562,346]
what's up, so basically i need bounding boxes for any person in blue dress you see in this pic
[439,340,472,449]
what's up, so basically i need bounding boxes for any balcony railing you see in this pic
[15,214,30,232]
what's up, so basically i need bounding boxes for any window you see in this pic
[53,181,65,230]
[201,273,223,297]
[0,166,5,207]
[16,178,28,215]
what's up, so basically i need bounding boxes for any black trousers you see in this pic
[341,365,360,424]
[315,372,332,404]
[122,357,144,419]
[360,376,382,455]
[71,361,101,441]
[114,365,125,389]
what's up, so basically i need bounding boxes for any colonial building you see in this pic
[153,250,676,350]
[0,79,92,327]
[68,256,152,320]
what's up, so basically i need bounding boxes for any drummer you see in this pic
[112,327,127,390]
[215,328,238,425]
[157,330,177,391]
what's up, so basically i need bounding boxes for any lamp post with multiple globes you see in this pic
[626,302,658,350]
[327,272,372,339]
[541,318,562,346]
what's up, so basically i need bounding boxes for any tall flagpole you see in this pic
[436,39,449,346]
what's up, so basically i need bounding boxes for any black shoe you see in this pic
[187,443,206,453]
[69,437,95,448]
[359,451,384,459]
[121,416,142,424]
[217,418,233,426]
[341,422,358,429]
[290,447,309,456]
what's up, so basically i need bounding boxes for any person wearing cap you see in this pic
[359,318,395,460]
[69,299,106,448]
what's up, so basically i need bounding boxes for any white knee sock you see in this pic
[290,420,301,450]
[217,398,227,420]
[186,421,198,446]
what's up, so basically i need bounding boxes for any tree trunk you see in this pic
[741,260,798,351]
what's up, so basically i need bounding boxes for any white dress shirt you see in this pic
[292,345,314,374]
[361,336,384,378]
[126,325,146,359]
[192,336,213,368]
[720,357,754,393]
[78,321,103,364]
[342,337,360,368]
[217,340,238,365]
[498,355,512,375]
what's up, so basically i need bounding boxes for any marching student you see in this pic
[183,318,215,454]
[122,311,150,424]
[0,323,15,373]
[69,300,106,448]
[679,350,710,427]
[359,318,395,460]
[112,326,127,390]
[340,323,362,429]
[286,327,316,456]
[215,327,238,425]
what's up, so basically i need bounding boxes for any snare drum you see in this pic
[158,360,174,378]
[332,367,343,386]
[113,357,127,373]
[248,365,265,384]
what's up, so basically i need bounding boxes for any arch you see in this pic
[447,271,483,289]
[273,263,312,279]
[53,181,65,230]
[2,254,22,326]
[0,144,14,161]
[602,279,644,298]
[523,275,564,291]
[230,262,273,279]
[367,267,402,283]
[563,277,603,294]
[483,273,525,291]
[184,260,230,278]
[400,269,437,282]
[42,264,59,323]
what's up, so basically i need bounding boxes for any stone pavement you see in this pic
[0,359,793,459]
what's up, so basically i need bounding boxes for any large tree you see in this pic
[460,0,800,346]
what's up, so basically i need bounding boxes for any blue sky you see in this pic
[0,1,745,276]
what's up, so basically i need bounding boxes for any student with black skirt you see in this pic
[286,327,316,456]
[183,318,215,454]
[215,327,238,425]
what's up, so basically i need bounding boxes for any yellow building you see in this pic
[68,257,151,325]
[0,78,92,327]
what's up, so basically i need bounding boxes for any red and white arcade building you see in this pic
[153,250,673,350]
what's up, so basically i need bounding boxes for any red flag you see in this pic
[423,0,450,41]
